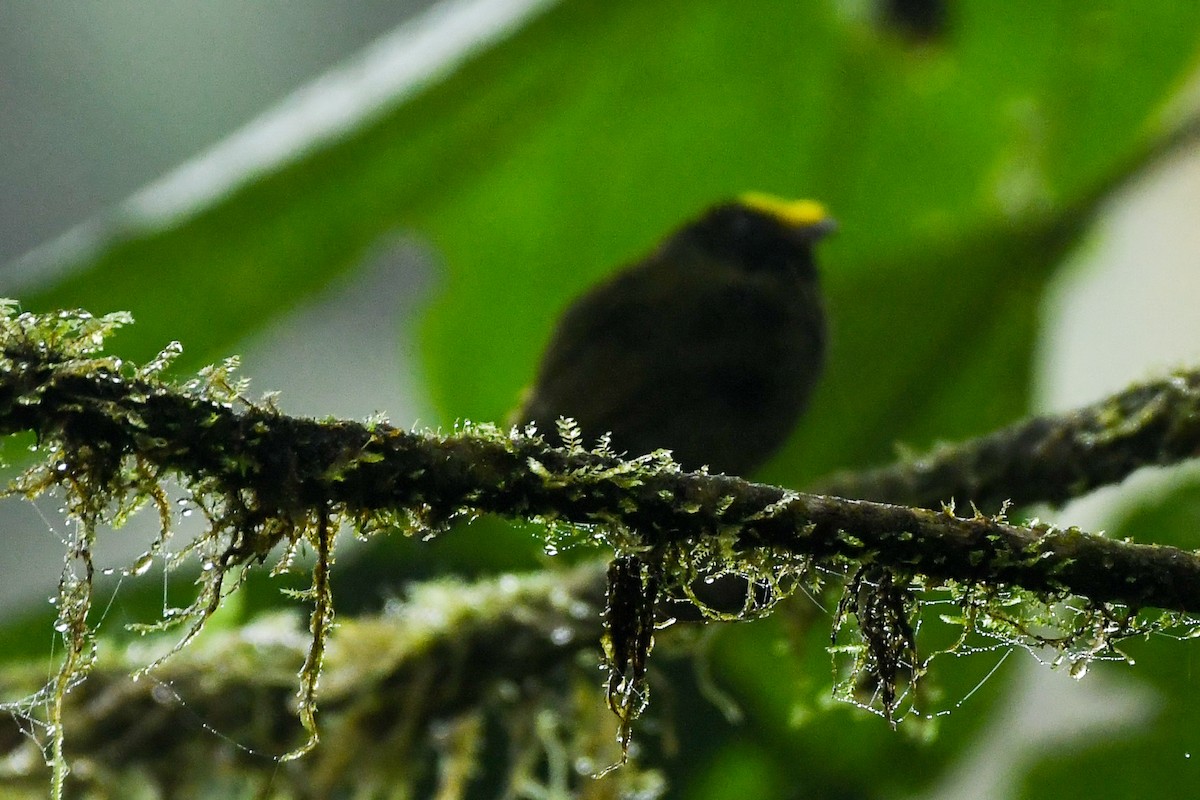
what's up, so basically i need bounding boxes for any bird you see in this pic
[516,193,834,476]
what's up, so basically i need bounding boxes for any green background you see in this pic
[6,1,1200,797]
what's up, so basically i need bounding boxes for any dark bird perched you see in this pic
[517,193,835,476]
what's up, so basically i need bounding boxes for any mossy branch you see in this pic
[6,304,1200,795]
[4,319,1200,614]
[0,564,619,797]
[813,371,1200,510]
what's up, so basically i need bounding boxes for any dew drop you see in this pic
[550,626,575,646]
[132,552,154,576]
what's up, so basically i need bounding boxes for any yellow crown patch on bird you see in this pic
[737,192,829,228]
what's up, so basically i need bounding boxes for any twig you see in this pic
[811,370,1200,510]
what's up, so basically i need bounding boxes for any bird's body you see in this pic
[518,195,833,476]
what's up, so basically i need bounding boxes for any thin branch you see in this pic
[811,370,1200,510]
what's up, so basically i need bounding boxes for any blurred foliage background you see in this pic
[3,1,1200,797]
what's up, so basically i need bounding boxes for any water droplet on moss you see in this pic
[132,553,154,576]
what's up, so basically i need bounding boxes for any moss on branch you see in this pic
[0,565,635,798]
[5,304,1200,796]
[3,315,1200,613]
[813,371,1200,510]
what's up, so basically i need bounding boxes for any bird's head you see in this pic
[672,192,836,276]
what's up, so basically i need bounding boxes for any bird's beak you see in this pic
[801,215,838,242]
